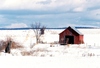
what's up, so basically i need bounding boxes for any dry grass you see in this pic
[21,48,50,56]
[0,37,23,52]
[11,41,23,49]
[0,40,7,52]
[82,53,95,57]
[21,51,34,56]
[50,43,54,47]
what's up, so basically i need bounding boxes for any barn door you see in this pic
[65,36,74,44]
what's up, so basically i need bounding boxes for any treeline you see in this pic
[0,27,98,30]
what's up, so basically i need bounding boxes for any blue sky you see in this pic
[0,0,100,28]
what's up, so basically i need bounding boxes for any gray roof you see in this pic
[68,26,83,35]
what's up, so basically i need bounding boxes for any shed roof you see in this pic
[59,26,83,35]
[69,26,83,35]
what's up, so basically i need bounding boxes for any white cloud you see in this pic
[58,23,98,28]
[94,22,100,25]
[73,7,85,12]
[6,23,28,28]
[86,9,100,20]
[0,0,99,12]
[0,0,47,10]
[58,23,78,28]
[0,0,100,28]
[86,0,100,7]
[0,0,87,11]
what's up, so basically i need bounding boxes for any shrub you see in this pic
[0,40,7,52]
[21,51,34,56]
[0,37,23,52]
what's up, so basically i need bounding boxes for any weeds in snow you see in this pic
[21,48,50,56]
[21,51,34,56]
[82,53,95,57]
[30,44,35,49]
[0,37,23,52]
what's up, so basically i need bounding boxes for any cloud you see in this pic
[38,0,52,4]
[6,23,28,28]
[89,9,100,20]
[0,0,99,12]
[0,0,100,28]
[0,0,99,13]
[0,0,87,12]
[0,0,57,10]
[58,22,98,28]
[58,23,77,28]
[73,7,85,12]
[0,0,45,10]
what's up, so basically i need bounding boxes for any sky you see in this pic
[0,0,100,28]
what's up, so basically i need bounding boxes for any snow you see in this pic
[78,29,100,45]
[0,29,100,68]
[0,57,100,68]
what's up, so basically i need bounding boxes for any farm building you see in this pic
[59,26,84,45]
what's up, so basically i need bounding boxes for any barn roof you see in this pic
[69,26,83,35]
[59,26,83,35]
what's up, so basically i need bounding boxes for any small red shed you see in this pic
[59,26,84,45]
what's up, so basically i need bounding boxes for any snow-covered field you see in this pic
[0,29,100,68]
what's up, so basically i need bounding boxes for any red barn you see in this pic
[59,26,84,45]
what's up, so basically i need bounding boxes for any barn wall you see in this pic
[59,27,84,44]
[79,35,84,44]
[73,35,84,44]
[74,36,79,44]
[59,29,77,44]
[59,34,64,44]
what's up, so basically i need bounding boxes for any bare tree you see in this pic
[31,22,46,44]
[40,26,46,35]
[5,41,12,53]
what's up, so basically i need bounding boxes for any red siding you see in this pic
[59,27,84,44]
